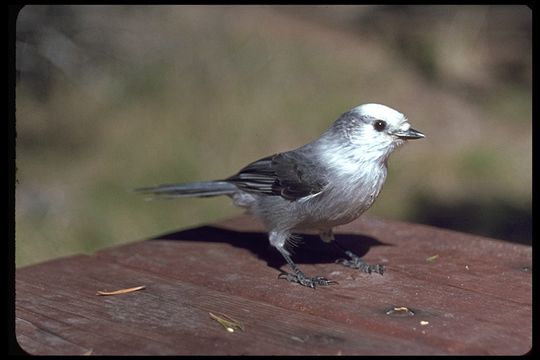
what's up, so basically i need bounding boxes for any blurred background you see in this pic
[15,5,532,267]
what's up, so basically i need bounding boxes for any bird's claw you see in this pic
[278,271,338,288]
[336,251,385,275]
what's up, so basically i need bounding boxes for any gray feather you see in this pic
[226,152,328,200]
[135,181,237,198]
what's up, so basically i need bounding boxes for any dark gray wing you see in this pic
[226,152,327,201]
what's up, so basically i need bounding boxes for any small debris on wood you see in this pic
[290,335,305,343]
[96,285,146,296]
[420,320,429,325]
[385,306,415,317]
[426,254,439,262]
[209,312,244,333]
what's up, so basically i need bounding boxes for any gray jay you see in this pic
[137,103,424,288]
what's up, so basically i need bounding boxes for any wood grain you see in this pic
[15,215,532,355]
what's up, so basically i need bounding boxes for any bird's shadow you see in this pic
[150,225,389,271]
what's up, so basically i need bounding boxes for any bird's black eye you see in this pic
[373,120,387,132]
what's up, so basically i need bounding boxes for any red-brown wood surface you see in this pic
[15,215,532,355]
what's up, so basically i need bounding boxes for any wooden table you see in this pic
[15,215,532,355]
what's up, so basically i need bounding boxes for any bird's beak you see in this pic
[394,128,425,140]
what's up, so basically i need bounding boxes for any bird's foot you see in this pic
[336,251,385,275]
[278,271,338,288]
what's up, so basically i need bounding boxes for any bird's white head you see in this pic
[325,103,424,165]
[353,103,406,126]
[351,103,423,142]
[352,103,423,148]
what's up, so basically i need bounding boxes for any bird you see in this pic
[137,103,425,288]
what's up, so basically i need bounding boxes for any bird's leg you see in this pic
[277,249,338,288]
[336,249,385,274]
[322,231,385,275]
[270,231,337,288]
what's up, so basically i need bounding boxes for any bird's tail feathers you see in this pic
[135,181,237,199]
